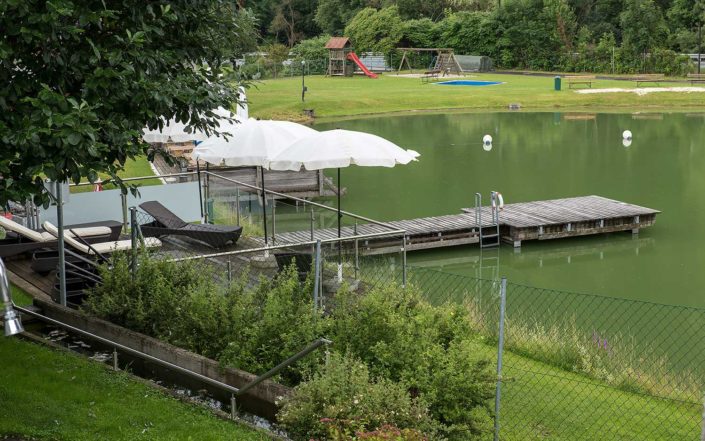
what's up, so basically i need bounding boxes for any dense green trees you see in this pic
[0,1,251,205]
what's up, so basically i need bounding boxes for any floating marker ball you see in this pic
[623,139,632,148]
[483,134,493,146]
[622,130,632,140]
[483,143,493,152]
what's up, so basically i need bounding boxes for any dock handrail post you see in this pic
[130,207,138,281]
[401,233,407,288]
[235,187,241,226]
[494,277,507,441]
[204,164,210,224]
[313,240,322,310]
[475,193,483,244]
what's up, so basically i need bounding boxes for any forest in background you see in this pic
[233,0,703,73]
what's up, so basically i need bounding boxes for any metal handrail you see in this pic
[169,229,407,262]
[69,172,197,187]
[204,171,400,231]
[13,304,331,419]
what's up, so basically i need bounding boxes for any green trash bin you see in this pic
[554,76,562,91]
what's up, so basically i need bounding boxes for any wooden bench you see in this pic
[687,73,705,85]
[634,74,665,87]
[421,69,441,83]
[566,75,595,89]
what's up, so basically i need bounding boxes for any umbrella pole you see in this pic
[260,166,269,248]
[337,167,342,283]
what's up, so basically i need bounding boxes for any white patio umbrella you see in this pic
[142,103,247,143]
[270,129,420,280]
[192,119,318,246]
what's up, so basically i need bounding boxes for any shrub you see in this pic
[327,284,495,439]
[277,353,437,441]
[345,7,404,55]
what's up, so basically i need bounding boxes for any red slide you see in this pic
[346,52,378,78]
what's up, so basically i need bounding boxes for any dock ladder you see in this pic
[475,192,501,248]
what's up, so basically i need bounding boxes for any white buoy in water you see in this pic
[483,134,493,146]
[622,130,632,140]
[623,139,633,148]
[483,143,493,152]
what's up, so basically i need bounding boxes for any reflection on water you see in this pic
[314,111,705,307]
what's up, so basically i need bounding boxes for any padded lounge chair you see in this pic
[42,221,162,256]
[139,201,242,248]
[0,216,121,257]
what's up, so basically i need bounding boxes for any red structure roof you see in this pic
[325,37,350,49]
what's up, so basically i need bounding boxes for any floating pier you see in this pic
[262,195,659,254]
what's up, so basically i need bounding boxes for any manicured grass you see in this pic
[0,336,270,440]
[247,73,705,121]
[10,284,33,307]
[471,341,700,440]
[70,156,161,193]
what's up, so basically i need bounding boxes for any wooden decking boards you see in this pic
[255,195,659,254]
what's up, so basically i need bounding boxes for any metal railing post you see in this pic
[204,165,210,224]
[227,259,232,287]
[494,277,507,441]
[235,187,241,226]
[402,233,407,288]
[130,207,137,281]
[310,207,315,240]
[231,394,237,420]
[313,240,321,311]
[354,222,359,280]
[272,198,276,244]
[120,193,128,234]
[56,182,67,307]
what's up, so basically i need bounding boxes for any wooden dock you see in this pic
[258,195,659,254]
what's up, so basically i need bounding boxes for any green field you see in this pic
[247,73,704,121]
[70,156,160,194]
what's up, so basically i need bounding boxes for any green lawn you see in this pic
[70,156,161,194]
[247,73,705,121]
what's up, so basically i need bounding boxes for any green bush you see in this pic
[345,7,404,55]
[277,353,437,440]
[327,284,495,439]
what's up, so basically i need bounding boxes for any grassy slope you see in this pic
[70,156,161,194]
[247,73,705,121]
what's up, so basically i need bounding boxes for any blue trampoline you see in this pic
[435,80,502,86]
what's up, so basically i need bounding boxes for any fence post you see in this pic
[120,192,128,234]
[494,277,507,441]
[310,207,315,241]
[401,234,407,288]
[235,187,241,226]
[313,240,322,311]
[272,198,276,244]
[701,395,705,441]
[227,259,232,287]
[130,207,137,281]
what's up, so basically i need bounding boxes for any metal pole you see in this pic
[272,198,276,244]
[494,277,507,441]
[112,347,119,371]
[699,22,702,75]
[227,259,232,287]
[402,234,407,287]
[235,187,241,226]
[120,192,128,234]
[301,61,306,102]
[310,207,315,241]
[231,394,237,420]
[337,168,342,282]
[260,167,268,247]
[196,160,204,223]
[313,240,321,311]
[56,182,67,307]
[354,222,359,280]
[130,207,137,281]
[204,163,210,224]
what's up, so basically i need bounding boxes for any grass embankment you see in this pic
[70,156,160,194]
[0,289,267,440]
[247,73,705,121]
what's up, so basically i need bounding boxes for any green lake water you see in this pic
[313,111,705,308]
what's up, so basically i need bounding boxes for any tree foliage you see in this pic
[345,6,405,54]
[0,1,250,205]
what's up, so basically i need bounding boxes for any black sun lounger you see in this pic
[139,201,242,248]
